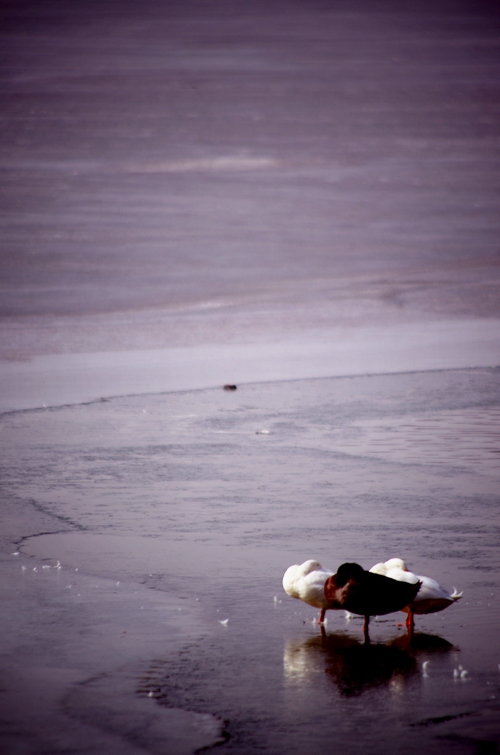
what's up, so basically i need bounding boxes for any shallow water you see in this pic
[2,368,499,753]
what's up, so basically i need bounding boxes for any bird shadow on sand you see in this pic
[284,631,455,698]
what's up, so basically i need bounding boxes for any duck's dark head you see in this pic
[336,562,365,586]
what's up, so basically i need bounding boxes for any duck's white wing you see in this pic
[296,567,334,608]
[383,558,408,571]
[369,558,407,576]
[369,560,463,614]
[369,562,388,576]
[384,566,419,584]
[385,568,461,601]
[283,564,302,598]
[414,575,462,602]
[282,560,333,608]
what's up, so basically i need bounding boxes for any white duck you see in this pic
[369,558,463,629]
[283,559,334,623]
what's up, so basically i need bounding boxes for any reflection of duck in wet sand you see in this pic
[324,563,421,642]
[322,634,416,696]
[388,630,455,654]
[283,561,421,639]
[284,631,454,697]
[369,558,463,631]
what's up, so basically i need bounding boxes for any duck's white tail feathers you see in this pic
[451,588,463,601]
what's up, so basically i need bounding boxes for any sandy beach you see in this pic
[1,1,500,753]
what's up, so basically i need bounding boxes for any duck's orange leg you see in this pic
[319,608,326,624]
[406,609,415,638]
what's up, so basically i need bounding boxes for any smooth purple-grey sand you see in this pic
[1,1,499,753]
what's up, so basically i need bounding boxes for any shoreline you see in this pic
[1,316,499,413]
[1,542,225,754]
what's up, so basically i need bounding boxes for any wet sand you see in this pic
[1,0,500,753]
[1,370,500,753]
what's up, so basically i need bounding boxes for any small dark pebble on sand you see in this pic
[223,385,237,391]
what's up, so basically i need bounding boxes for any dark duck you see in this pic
[324,563,421,642]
